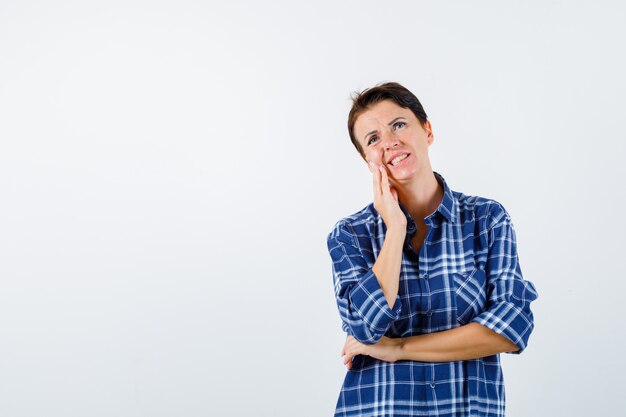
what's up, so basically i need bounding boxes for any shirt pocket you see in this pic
[453,266,487,325]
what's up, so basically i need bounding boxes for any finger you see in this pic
[343,355,351,366]
[342,338,351,355]
[344,344,355,360]
[389,186,399,202]
[371,162,382,197]
[379,165,392,196]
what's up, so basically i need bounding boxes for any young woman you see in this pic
[327,82,538,416]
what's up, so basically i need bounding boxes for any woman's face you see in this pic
[353,99,434,184]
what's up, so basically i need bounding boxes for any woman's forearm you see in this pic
[371,226,406,309]
[342,322,521,369]
[397,322,519,362]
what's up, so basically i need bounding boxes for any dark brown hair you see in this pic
[348,82,428,160]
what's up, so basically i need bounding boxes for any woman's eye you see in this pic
[368,123,404,145]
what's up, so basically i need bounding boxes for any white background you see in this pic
[1,1,625,416]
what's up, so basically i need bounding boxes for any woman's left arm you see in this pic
[342,323,518,367]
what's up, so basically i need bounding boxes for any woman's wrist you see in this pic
[386,225,407,238]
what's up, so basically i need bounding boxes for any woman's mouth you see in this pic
[388,153,411,168]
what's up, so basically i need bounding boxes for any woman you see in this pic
[327,82,538,416]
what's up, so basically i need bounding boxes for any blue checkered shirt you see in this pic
[327,172,538,417]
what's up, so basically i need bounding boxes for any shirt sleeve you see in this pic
[470,203,539,354]
[327,221,402,344]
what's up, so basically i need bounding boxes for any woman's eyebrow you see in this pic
[363,116,407,142]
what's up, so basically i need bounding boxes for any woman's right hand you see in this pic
[368,160,407,232]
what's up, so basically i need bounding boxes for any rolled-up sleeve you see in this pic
[470,204,539,354]
[327,221,402,344]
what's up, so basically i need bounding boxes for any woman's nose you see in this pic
[381,132,400,149]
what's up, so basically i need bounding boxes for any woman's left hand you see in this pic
[341,335,403,369]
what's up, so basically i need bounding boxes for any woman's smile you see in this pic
[388,153,411,168]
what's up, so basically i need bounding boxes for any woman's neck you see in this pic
[396,170,444,223]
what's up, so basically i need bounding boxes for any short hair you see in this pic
[347,82,428,160]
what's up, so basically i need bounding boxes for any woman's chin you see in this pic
[389,167,416,182]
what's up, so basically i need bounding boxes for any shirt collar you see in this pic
[397,171,457,227]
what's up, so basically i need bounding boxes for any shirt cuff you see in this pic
[349,269,402,339]
[470,301,534,355]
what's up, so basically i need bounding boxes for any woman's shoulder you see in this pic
[453,189,511,227]
[327,202,379,242]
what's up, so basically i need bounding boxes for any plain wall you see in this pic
[1,1,624,416]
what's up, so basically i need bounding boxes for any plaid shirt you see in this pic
[327,171,538,417]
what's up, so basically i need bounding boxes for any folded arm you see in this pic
[342,322,518,367]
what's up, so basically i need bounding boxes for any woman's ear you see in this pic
[424,120,434,145]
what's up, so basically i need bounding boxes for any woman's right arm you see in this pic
[327,162,407,344]
[368,162,407,309]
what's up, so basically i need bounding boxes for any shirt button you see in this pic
[430,382,436,388]
[423,273,429,279]
[426,311,433,317]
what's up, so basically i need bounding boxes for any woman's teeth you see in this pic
[391,154,409,166]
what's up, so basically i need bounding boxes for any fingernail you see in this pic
[379,165,384,172]
[368,160,375,167]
